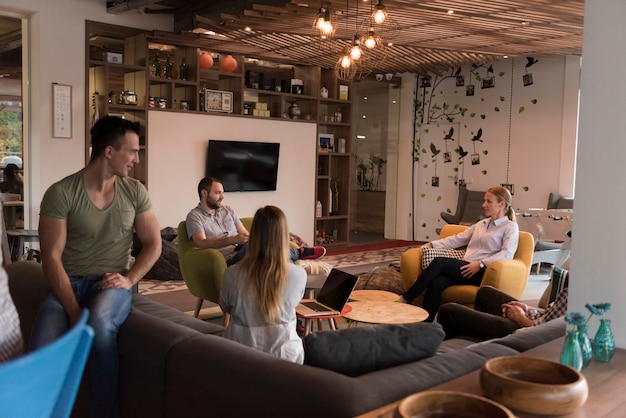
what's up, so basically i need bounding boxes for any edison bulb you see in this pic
[373,8,387,24]
[364,35,377,49]
[340,55,352,69]
[350,45,362,60]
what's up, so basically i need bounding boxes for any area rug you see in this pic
[137,244,419,316]
[138,245,416,295]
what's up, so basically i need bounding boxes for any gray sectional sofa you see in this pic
[7,260,565,418]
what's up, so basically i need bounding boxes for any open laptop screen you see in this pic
[316,269,358,311]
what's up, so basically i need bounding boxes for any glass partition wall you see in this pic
[350,78,401,245]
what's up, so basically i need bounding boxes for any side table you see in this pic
[297,304,352,336]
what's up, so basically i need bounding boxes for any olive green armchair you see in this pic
[177,217,253,318]
[400,224,535,308]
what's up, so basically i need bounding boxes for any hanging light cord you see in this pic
[506,59,514,184]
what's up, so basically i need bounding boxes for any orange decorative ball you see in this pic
[199,52,214,69]
[220,54,238,73]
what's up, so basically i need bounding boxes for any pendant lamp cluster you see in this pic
[333,0,397,81]
[313,2,337,40]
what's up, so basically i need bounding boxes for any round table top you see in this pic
[350,289,399,302]
[344,301,428,325]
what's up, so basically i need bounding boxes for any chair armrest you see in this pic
[480,259,530,299]
[400,247,424,291]
[440,212,459,224]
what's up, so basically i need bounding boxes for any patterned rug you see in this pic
[138,245,415,296]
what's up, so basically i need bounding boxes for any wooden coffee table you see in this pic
[350,289,399,302]
[344,301,428,326]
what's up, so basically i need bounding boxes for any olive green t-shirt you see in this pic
[40,169,152,276]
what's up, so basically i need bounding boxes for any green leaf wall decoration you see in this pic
[531,99,538,104]
[519,106,525,113]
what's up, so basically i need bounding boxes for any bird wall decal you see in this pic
[458,145,469,159]
[443,127,454,140]
[430,142,440,157]
[471,128,483,142]
[526,57,539,68]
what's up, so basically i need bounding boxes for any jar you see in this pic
[148,97,156,108]
[121,90,137,105]
[288,101,301,118]
[158,98,167,109]
[180,100,189,111]
[320,86,329,98]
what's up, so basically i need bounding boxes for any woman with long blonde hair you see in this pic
[219,206,306,363]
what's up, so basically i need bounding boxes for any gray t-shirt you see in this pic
[185,204,241,259]
[39,169,152,276]
[219,263,306,364]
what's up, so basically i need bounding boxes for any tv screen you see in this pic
[206,140,280,192]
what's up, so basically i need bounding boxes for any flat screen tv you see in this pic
[206,140,280,192]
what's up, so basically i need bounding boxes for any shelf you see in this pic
[88,21,352,244]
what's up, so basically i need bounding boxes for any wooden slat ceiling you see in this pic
[115,0,585,75]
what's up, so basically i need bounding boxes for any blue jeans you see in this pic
[31,275,132,418]
[227,245,300,266]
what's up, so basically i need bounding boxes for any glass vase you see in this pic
[560,326,583,371]
[593,318,615,363]
[577,324,593,369]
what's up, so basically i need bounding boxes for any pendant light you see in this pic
[372,0,388,24]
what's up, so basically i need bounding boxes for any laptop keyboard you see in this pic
[302,301,332,312]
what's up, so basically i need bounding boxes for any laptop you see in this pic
[296,268,359,317]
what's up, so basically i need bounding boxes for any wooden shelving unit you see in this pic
[86,21,352,248]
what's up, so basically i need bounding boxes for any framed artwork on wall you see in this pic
[52,83,72,138]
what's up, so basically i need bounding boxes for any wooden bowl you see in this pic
[396,390,515,418]
[480,356,588,415]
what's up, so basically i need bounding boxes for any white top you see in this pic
[219,263,306,364]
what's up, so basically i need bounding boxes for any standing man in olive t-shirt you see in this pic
[31,116,161,418]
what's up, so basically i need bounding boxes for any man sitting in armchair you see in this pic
[185,177,326,265]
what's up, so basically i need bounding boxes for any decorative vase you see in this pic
[577,324,592,369]
[220,54,238,73]
[593,318,615,363]
[560,327,583,371]
[199,52,214,69]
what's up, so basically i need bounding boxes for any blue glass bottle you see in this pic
[560,326,583,371]
[593,318,615,363]
[577,324,592,368]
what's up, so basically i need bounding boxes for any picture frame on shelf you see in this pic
[318,133,334,152]
[203,89,233,113]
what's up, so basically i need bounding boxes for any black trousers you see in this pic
[436,286,522,340]
[403,257,484,321]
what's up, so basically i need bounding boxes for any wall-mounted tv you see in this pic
[206,140,280,192]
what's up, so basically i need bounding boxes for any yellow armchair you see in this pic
[177,217,253,317]
[400,224,534,308]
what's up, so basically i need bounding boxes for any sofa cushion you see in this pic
[303,322,445,377]
[421,248,466,270]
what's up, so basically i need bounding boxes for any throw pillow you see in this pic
[303,322,445,377]
[421,248,466,270]
[538,266,569,309]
